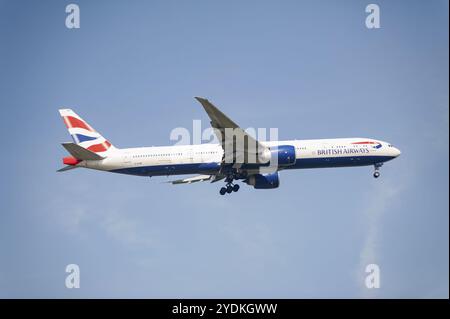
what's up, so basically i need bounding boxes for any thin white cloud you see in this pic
[357,178,402,297]
[100,211,154,248]
[46,195,155,248]
[46,198,91,237]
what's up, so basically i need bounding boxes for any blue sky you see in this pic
[0,0,448,298]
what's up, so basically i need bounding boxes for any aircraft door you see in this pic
[187,148,194,163]
[123,153,131,165]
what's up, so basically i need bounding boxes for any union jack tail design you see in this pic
[59,108,116,156]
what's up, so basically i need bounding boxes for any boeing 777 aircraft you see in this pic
[58,97,401,195]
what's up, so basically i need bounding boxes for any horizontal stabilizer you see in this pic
[61,142,105,160]
[57,165,78,172]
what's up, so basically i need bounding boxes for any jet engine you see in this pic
[245,173,280,189]
[260,145,296,167]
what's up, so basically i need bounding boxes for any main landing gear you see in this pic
[220,183,240,195]
[373,163,383,178]
[219,176,240,195]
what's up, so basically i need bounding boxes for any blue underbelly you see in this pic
[287,155,395,169]
[110,162,221,176]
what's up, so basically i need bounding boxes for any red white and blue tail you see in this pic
[59,109,116,156]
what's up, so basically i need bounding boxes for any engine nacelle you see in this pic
[261,145,296,167]
[245,172,280,189]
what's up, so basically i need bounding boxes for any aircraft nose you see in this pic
[393,147,401,157]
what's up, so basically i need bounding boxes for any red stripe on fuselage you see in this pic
[352,141,377,144]
[63,116,94,132]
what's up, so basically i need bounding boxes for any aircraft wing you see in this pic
[168,174,212,184]
[168,174,226,185]
[195,97,269,166]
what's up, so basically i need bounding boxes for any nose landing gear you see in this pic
[373,163,383,178]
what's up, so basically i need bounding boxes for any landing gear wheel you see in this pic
[373,163,383,179]
[226,185,233,193]
[233,184,240,192]
[219,187,227,195]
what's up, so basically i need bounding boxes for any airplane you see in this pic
[58,97,401,195]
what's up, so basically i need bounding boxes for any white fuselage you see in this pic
[76,137,401,177]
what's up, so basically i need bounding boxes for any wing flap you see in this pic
[168,175,212,184]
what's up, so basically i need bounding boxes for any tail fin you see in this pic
[59,108,116,156]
